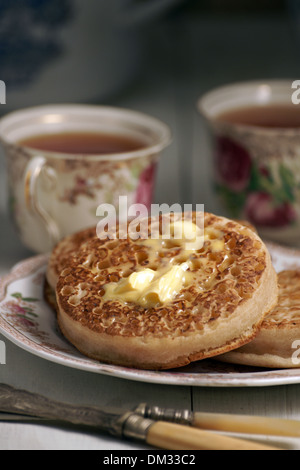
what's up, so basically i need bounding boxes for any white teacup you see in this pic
[0,104,171,253]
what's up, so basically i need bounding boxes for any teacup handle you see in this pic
[24,156,61,249]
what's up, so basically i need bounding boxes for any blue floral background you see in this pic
[0,0,72,88]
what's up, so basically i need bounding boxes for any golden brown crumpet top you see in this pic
[218,270,300,369]
[55,212,278,370]
[46,226,97,290]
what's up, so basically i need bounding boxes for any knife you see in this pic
[0,383,279,450]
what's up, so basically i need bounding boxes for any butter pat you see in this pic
[211,240,225,252]
[115,268,155,293]
[103,263,190,308]
[139,263,190,307]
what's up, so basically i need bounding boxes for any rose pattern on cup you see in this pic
[57,158,154,207]
[216,136,252,192]
[135,162,157,209]
[245,192,297,228]
[214,135,299,228]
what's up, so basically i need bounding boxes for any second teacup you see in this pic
[198,80,300,246]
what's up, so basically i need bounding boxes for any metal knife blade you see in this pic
[0,412,46,422]
[0,383,129,435]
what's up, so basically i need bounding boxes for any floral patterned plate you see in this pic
[1,243,300,387]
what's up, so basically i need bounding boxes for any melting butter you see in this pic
[210,240,225,252]
[103,263,192,307]
[139,262,191,307]
[141,220,204,251]
[114,268,155,295]
[169,220,204,251]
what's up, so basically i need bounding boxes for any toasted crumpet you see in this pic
[46,226,97,291]
[236,220,257,233]
[45,226,97,312]
[55,212,278,370]
[218,270,300,368]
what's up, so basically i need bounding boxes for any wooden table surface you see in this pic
[1,12,300,450]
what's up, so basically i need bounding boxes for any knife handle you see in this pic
[193,412,300,438]
[146,421,280,450]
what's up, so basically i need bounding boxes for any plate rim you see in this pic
[1,244,300,387]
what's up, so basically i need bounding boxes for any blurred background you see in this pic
[0,0,300,270]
